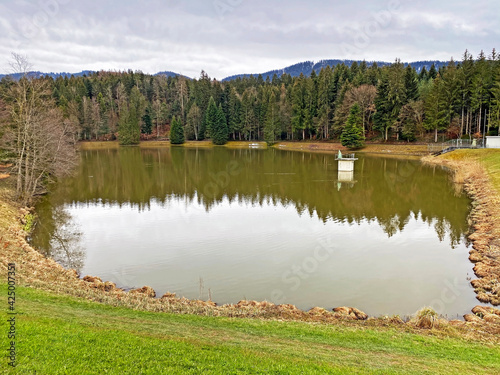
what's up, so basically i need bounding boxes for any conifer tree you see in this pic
[169,116,184,144]
[341,104,365,149]
[118,86,144,145]
[204,96,218,139]
[264,91,280,143]
[418,66,428,81]
[428,64,438,80]
[141,105,153,134]
[424,74,452,142]
[405,65,419,101]
[211,104,229,145]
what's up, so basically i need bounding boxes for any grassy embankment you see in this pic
[1,145,500,373]
[1,284,500,374]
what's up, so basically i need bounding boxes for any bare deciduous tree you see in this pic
[0,53,77,205]
[338,85,377,134]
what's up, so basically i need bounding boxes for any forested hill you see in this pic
[222,60,449,81]
[0,70,95,81]
[1,50,497,148]
[0,70,183,81]
[0,60,448,82]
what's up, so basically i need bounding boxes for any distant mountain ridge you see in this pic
[0,59,449,82]
[222,59,449,81]
[0,70,95,81]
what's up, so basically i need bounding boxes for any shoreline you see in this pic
[1,146,500,337]
[78,139,430,157]
[422,150,500,311]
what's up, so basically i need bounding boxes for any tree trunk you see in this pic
[460,106,464,137]
[478,106,482,136]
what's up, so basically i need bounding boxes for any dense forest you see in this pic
[1,49,500,149]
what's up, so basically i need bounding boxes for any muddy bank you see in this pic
[273,141,429,157]
[423,152,500,308]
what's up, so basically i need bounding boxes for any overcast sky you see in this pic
[1,0,498,79]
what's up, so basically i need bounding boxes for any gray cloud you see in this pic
[1,0,499,79]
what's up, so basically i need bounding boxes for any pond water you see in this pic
[31,146,479,318]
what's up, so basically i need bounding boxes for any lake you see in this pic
[31,146,478,318]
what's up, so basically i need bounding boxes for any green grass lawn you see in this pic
[1,286,499,374]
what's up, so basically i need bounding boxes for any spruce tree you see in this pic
[170,116,185,144]
[118,86,143,145]
[341,103,365,149]
[264,91,280,143]
[405,65,419,101]
[211,104,229,145]
[418,66,428,81]
[424,75,452,142]
[141,105,153,134]
[428,64,438,80]
[204,96,218,139]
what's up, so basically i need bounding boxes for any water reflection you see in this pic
[29,147,476,316]
[31,205,84,274]
[37,147,469,246]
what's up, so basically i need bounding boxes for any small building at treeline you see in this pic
[486,136,500,149]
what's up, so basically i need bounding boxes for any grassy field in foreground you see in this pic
[1,286,499,374]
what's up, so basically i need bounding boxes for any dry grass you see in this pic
[0,163,12,180]
[413,307,440,329]
[78,141,120,150]
[226,141,267,149]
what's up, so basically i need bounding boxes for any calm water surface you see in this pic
[32,147,478,318]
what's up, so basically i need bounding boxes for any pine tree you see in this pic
[228,87,242,140]
[424,74,452,142]
[291,74,309,140]
[428,64,438,80]
[263,91,280,143]
[404,65,419,101]
[141,105,153,134]
[418,66,428,81]
[204,96,218,139]
[118,86,145,145]
[373,61,406,141]
[211,104,229,145]
[341,104,365,149]
[169,116,185,144]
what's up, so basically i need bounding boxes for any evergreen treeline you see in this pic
[2,49,498,145]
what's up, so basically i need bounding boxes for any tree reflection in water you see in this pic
[31,205,84,274]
